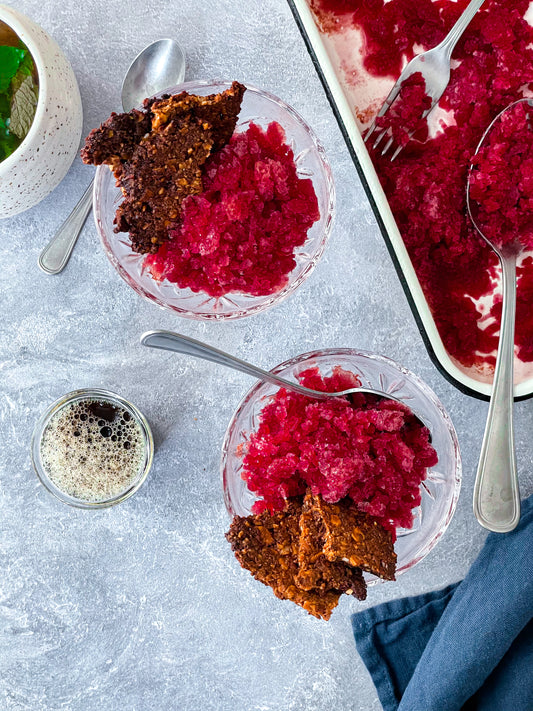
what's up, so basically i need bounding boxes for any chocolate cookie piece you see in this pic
[310,495,397,581]
[113,115,214,253]
[297,492,367,600]
[80,106,153,169]
[81,82,246,254]
[226,500,341,621]
[149,81,245,151]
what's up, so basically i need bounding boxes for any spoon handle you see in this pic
[38,180,93,275]
[473,253,520,532]
[140,330,332,399]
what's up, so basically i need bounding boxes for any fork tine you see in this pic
[372,128,390,151]
[421,99,438,121]
[389,95,443,161]
[376,82,403,118]
[380,134,394,157]
[390,140,408,162]
[364,80,404,144]
[364,119,378,143]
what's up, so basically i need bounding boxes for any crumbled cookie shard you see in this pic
[113,115,214,252]
[149,81,245,151]
[226,500,341,621]
[296,492,367,601]
[80,106,153,169]
[310,495,397,581]
[81,81,246,254]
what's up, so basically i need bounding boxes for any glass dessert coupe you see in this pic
[93,80,335,320]
[221,349,462,582]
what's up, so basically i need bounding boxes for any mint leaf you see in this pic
[0,46,26,93]
[10,71,38,139]
[0,115,19,161]
[19,50,34,76]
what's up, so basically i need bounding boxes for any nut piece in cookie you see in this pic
[310,495,397,581]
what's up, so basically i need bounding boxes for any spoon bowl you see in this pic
[121,39,186,113]
[38,38,186,275]
[466,98,533,532]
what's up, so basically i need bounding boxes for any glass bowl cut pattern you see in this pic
[221,349,462,581]
[93,80,335,320]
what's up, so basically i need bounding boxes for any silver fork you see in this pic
[365,0,486,161]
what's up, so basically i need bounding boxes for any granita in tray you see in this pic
[309,0,533,369]
[82,82,320,298]
[469,101,533,251]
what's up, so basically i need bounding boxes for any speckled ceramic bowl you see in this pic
[0,5,83,218]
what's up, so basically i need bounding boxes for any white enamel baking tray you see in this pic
[287,0,533,401]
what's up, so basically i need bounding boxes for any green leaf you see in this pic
[0,115,20,161]
[0,92,10,118]
[18,49,34,77]
[0,46,26,93]
[9,71,38,139]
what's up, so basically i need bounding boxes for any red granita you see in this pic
[310,0,533,368]
[373,72,431,147]
[242,366,437,535]
[469,101,533,251]
[310,0,458,78]
[145,121,320,297]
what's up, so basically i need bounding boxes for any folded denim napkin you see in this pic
[352,494,533,711]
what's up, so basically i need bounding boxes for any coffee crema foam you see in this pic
[40,399,146,502]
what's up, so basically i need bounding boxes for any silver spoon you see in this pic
[466,99,530,533]
[140,330,428,426]
[38,39,186,275]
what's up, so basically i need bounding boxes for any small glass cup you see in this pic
[31,388,154,508]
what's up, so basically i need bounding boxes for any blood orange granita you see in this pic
[310,0,533,368]
[145,121,320,297]
[241,367,437,537]
[469,101,533,251]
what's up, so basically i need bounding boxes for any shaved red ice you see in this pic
[145,121,320,297]
[374,72,431,148]
[311,0,533,367]
[469,101,533,251]
[242,367,437,534]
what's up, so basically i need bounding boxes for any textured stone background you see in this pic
[1,1,532,709]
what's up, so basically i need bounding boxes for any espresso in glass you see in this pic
[32,389,153,508]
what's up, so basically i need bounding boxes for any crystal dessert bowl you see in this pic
[93,80,335,320]
[221,349,462,582]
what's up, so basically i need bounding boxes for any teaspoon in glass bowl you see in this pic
[140,330,428,429]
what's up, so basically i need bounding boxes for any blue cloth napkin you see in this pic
[352,494,533,711]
